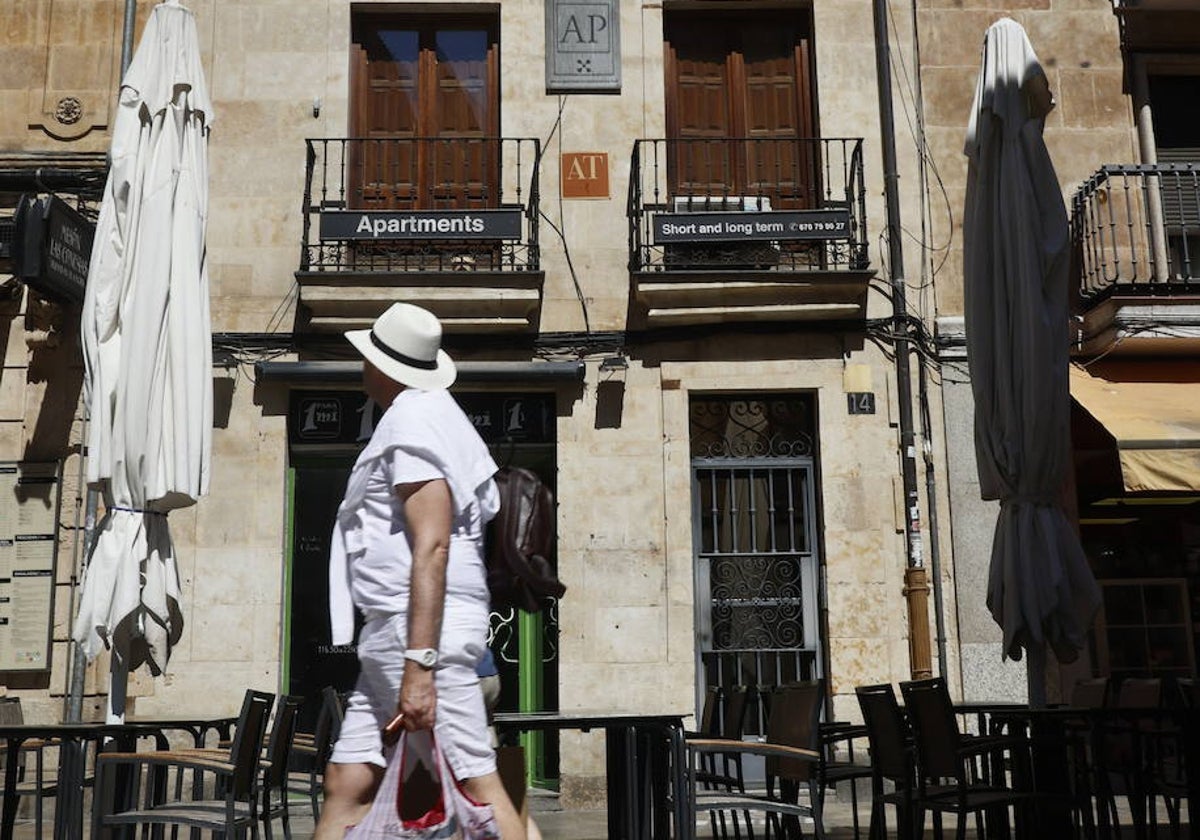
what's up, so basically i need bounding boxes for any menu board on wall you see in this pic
[0,462,60,672]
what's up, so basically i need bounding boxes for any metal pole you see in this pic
[873,0,931,679]
[919,353,949,675]
[120,0,138,78]
[65,0,137,723]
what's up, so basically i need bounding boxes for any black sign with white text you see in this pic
[319,210,524,241]
[13,194,94,305]
[288,391,555,450]
[652,208,851,244]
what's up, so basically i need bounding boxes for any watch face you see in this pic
[418,650,436,667]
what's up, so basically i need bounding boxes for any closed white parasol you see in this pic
[74,0,213,720]
[962,17,1100,704]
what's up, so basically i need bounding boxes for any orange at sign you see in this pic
[561,152,610,199]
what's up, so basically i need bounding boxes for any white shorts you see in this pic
[329,606,495,780]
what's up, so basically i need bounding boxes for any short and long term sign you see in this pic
[652,208,852,244]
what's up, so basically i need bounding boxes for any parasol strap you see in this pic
[111,506,168,517]
[1000,493,1059,507]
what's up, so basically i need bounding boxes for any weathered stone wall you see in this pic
[1,0,965,803]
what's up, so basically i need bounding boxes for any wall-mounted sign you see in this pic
[652,208,853,244]
[545,0,621,93]
[561,152,610,199]
[0,461,61,673]
[288,391,555,451]
[847,393,877,415]
[12,194,94,305]
[319,209,523,241]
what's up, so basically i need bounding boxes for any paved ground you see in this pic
[5,784,877,839]
[8,785,1182,839]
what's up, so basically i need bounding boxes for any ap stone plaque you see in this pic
[546,0,620,93]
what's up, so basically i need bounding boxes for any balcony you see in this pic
[297,137,543,335]
[1071,163,1200,355]
[627,138,871,329]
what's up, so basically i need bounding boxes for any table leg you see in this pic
[1,737,21,840]
[54,737,88,840]
[666,723,692,840]
[604,726,642,840]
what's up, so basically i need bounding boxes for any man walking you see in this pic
[315,302,525,839]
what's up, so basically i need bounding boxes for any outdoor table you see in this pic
[955,703,1200,840]
[493,710,691,840]
[0,716,239,840]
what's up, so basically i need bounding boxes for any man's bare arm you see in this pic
[396,478,452,730]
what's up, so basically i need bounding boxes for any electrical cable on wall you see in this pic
[537,95,592,335]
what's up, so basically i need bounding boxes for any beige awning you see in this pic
[1070,362,1200,493]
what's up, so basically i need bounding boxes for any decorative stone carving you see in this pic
[54,96,83,126]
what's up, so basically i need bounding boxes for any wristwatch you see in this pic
[403,648,438,669]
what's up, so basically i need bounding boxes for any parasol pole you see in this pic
[66,0,140,724]
[121,0,138,78]
[872,0,932,679]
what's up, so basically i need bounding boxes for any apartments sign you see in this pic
[652,208,852,244]
[319,209,523,241]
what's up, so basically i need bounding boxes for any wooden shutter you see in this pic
[665,11,816,205]
[349,15,498,210]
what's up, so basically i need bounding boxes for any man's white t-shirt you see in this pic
[328,388,499,643]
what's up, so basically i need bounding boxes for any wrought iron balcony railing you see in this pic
[628,138,868,273]
[301,137,541,273]
[1072,163,1200,302]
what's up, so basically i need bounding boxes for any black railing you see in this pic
[628,138,868,273]
[1072,163,1200,302]
[301,137,541,273]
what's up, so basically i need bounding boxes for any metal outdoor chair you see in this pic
[288,686,345,821]
[762,680,873,840]
[899,677,1033,840]
[0,696,64,837]
[1095,678,1162,835]
[93,688,275,838]
[691,686,755,840]
[856,683,921,840]
[1062,677,1110,838]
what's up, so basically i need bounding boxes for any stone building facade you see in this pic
[5,0,1188,809]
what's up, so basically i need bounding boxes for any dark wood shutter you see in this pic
[350,15,498,210]
[665,11,816,208]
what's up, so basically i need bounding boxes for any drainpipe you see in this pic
[1131,56,1170,282]
[873,0,932,679]
[918,353,949,675]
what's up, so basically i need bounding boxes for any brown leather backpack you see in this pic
[485,466,566,613]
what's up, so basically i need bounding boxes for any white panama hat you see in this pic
[345,302,456,391]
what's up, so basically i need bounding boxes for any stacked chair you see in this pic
[688,679,874,840]
[0,696,61,837]
[898,677,1033,840]
[93,688,278,838]
[855,683,920,840]
[289,686,345,822]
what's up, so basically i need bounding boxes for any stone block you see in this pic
[921,66,980,129]
[960,641,1028,702]
[0,368,25,422]
[827,581,896,639]
[1026,12,1122,72]
[1057,68,1131,131]
[192,547,280,608]
[918,10,1005,68]
[581,550,664,608]
[586,607,665,663]
[189,604,255,662]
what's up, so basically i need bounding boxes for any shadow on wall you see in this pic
[23,293,84,463]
